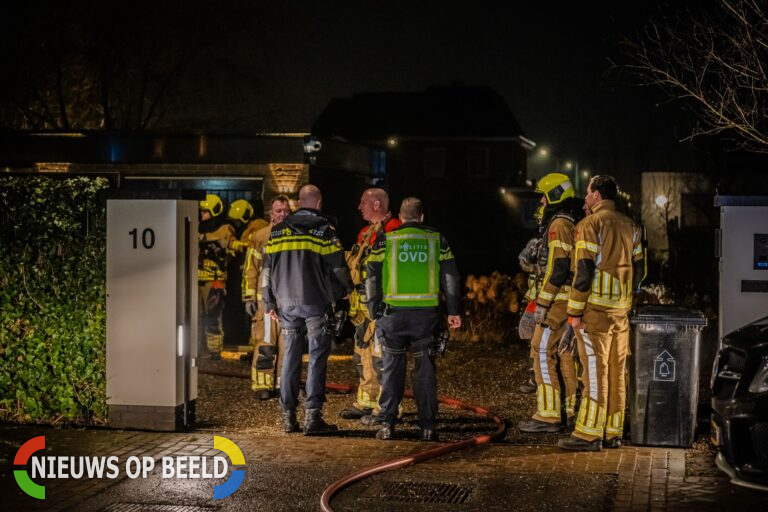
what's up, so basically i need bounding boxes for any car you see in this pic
[711,315,768,492]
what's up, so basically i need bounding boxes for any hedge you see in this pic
[0,176,109,424]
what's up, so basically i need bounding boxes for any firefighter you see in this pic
[517,204,545,394]
[340,188,402,422]
[227,199,269,250]
[227,199,255,238]
[261,184,353,435]
[366,197,462,441]
[243,195,291,400]
[198,194,237,360]
[518,173,584,433]
[558,175,645,451]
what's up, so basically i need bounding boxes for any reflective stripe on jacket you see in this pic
[261,208,353,310]
[567,200,644,316]
[366,223,461,314]
[242,223,272,301]
[536,216,575,308]
[198,223,236,281]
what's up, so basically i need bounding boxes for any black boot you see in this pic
[282,410,300,433]
[304,408,338,435]
[339,405,373,419]
[376,423,394,440]
[518,418,563,433]
[518,378,537,394]
[557,435,602,452]
[420,428,439,441]
[360,412,387,427]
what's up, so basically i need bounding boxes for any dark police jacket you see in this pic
[261,208,353,311]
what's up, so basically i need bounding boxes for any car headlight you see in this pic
[749,356,768,394]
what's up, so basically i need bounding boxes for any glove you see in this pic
[206,287,225,311]
[354,322,370,349]
[336,297,350,315]
[518,303,536,340]
[244,300,257,317]
[533,304,548,324]
[558,325,577,355]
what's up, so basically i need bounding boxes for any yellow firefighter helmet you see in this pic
[228,199,254,223]
[200,194,224,217]
[536,173,575,205]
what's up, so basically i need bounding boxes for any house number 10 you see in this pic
[129,228,156,249]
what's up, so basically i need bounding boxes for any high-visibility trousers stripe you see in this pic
[575,397,606,437]
[606,411,624,437]
[536,383,560,419]
[582,330,598,402]
[539,327,553,386]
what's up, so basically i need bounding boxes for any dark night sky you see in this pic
[232,1,719,185]
[6,1,763,188]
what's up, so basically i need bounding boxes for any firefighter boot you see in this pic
[340,405,373,420]
[557,435,602,452]
[518,418,563,433]
[304,408,338,436]
[282,410,299,433]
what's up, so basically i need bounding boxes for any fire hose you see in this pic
[199,368,506,512]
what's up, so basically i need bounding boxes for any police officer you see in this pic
[243,195,291,399]
[340,188,401,422]
[198,194,236,360]
[518,173,584,433]
[558,175,645,451]
[366,197,462,441]
[261,184,353,435]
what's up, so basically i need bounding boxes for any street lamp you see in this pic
[530,145,586,194]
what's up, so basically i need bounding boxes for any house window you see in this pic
[371,150,386,181]
[467,147,489,177]
[423,147,446,178]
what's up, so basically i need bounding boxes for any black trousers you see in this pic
[375,308,439,429]
[278,304,331,411]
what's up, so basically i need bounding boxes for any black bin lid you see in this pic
[629,305,706,326]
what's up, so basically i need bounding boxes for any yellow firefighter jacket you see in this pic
[235,218,269,253]
[567,200,644,316]
[242,223,272,301]
[198,223,236,282]
[535,216,576,308]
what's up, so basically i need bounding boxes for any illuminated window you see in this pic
[371,150,386,178]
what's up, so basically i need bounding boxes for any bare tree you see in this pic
[0,2,262,131]
[622,0,768,153]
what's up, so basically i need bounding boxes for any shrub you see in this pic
[454,271,527,343]
[0,176,109,424]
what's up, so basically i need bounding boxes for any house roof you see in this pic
[312,84,525,142]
